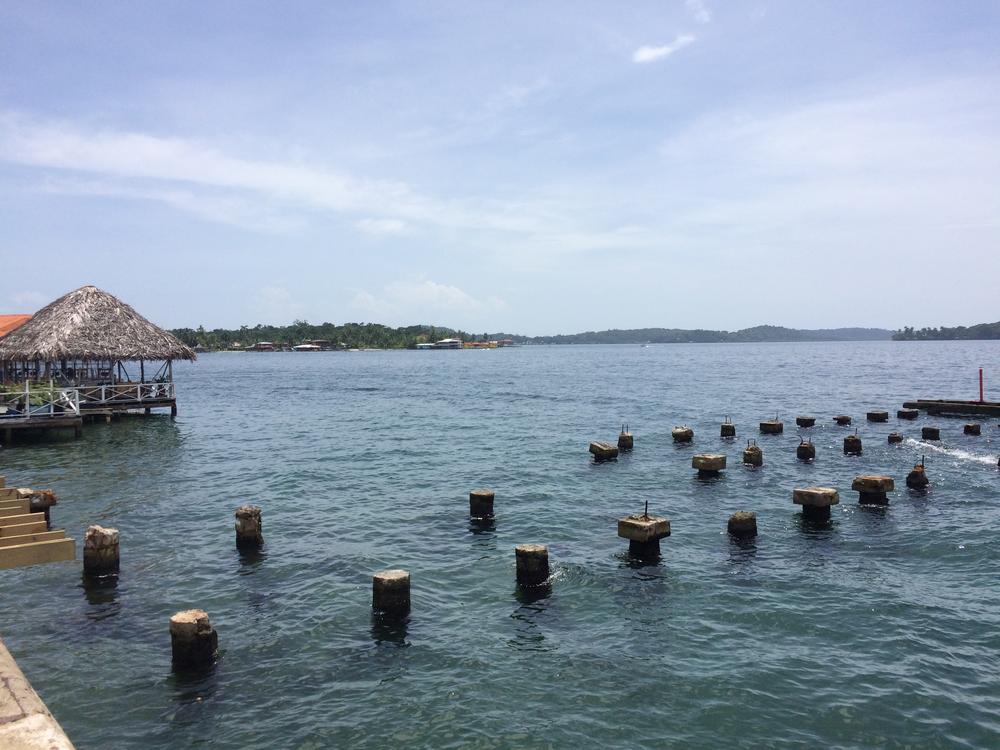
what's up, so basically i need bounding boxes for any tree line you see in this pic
[892,322,1000,340]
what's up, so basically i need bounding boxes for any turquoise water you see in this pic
[1,342,999,749]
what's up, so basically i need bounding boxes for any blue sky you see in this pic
[1,1,998,334]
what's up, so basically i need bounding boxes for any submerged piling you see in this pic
[852,475,895,505]
[618,508,671,560]
[897,409,919,420]
[906,458,929,490]
[867,410,889,423]
[727,511,757,539]
[83,524,119,576]
[372,569,411,615]
[796,439,816,462]
[617,424,634,451]
[235,505,263,549]
[834,415,853,426]
[793,487,839,522]
[888,432,904,444]
[692,453,726,477]
[515,544,550,587]
[964,423,981,436]
[469,489,495,520]
[795,416,816,428]
[589,441,619,462]
[720,417,736,439]
[743,440,763,467]
[170,609,218,671]
[921,426,941,441]
[759,418,783,435]
[844,430,862,456]
[672,426,694,443]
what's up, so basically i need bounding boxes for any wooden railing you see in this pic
[77,382,175,405]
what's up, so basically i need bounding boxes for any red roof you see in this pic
[0,314,32,337]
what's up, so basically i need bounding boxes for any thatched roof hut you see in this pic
[0,285,196,362]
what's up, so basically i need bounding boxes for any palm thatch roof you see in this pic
[0,286,196,362]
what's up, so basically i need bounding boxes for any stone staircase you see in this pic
[0,476,76,570]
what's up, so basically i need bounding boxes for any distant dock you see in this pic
[902,399,1000,418]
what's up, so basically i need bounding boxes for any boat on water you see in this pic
[292,343,322,352]
[417,338,463,350]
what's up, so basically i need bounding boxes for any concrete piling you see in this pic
[844,431,863,456]
[617,424,634,451]
[234,505,263,549]
[727,511,757,538]
[867,410,889,423]
[793,486,839,522]
[169,609,218,670]
[834,415,853,426]
[921,426,941,441]
[373,569,411,615]
[617,511,670,560]
[887,432,904,444]
[743,440,763,467]
[83,525,120,576]
[852,475,895,505]
[897,409,919,420]
[720,417,736,438]
[469,489,495,519]
[906,461,929,490]
[672,426,694,443]
[589,441,619,462]
[515,544,550,587]
[796,439,816,462]
[964,423,981,436]
[692,453,726,477]
[759,418,783,435]
[24,489,57,528]
[795,416,816,428]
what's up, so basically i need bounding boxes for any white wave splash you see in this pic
[905,438,999,466]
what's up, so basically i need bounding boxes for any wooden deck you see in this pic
[0,415,82,442]
[902,399,1000,418]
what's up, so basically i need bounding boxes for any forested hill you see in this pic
[528,325,892,345]
[171,322,892,350]
[892,322,1000,340]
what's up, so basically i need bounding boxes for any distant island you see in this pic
[170,322,893,351]
[892,321,1000,340]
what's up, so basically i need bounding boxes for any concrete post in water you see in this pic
[867,410,889,423]
[170,610,218,670]
[897,409,919,420]
[905,457,929,489]
[793,487,839,522]
[759,418,783,435]
[672,426,694,443]
[834,415,853,426]
[795,416,816,428]
[692,453,726,478]
[743,440,763,467]
[720,417,736,438]
[888,432,904,444]
[796,439,816,462]
[921,426,940,441]
[617,424,634,452]
[23,488,57,528]
[372,569,411,615]
[515,544,549,587]
[964,423,982,436]
[235,505,263,549]
[469,489,495,520]
[617,510,670,560]
[852,475,895,505]
[83,524,119,575]
[844,430,862,456]
[727,511,757,538]
[589,441,619,462]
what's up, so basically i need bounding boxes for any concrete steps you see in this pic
[0,491,76,570]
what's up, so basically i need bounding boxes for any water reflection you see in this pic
[796,513,838,538]
[509,587,552,651]
[80,572,120,620]
[236,545,267,571]
[468,517,496,536]
[371,613,409,647]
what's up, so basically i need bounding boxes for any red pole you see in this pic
[980,368,985,403]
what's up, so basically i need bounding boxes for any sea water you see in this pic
[1,341,999,748]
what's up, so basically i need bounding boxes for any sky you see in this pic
[1,1,998,335]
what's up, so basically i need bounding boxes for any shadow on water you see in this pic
[370,613,410,647]
[80,572,120,620]
[795,513,838,539]
[509,585,552,651]
[468,517,496,536]
[236,545,267,572]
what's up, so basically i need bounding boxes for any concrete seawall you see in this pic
[0,639,75,749]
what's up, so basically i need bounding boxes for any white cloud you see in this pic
[355,217,409,236]
[632,35,696,64]
[685,0,712,24]
[351,279,504,320]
